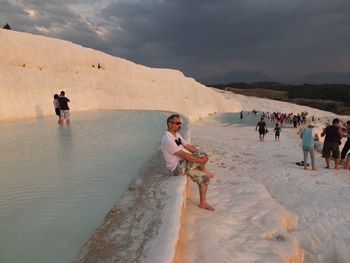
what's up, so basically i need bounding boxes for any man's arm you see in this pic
[339,127,346,138]
[183,143,199,153]
[176,149,208,164]
[314,133,320,141]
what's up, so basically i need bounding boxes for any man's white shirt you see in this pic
[161,131,188,172]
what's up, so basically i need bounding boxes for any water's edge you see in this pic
[74,121,190,263]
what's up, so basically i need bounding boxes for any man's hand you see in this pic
[199,155,209,164]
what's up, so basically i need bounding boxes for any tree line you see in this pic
[208,82,350,106]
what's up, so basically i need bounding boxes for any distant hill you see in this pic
[198,70,274,85]
[199,70,350,85]
[297,72,350,84]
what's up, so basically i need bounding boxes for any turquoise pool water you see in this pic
[0,110,175,263]
[208,111,275,127]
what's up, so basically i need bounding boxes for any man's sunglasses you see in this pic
[171,122,182,125]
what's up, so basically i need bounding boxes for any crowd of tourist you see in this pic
[252,110,350,171]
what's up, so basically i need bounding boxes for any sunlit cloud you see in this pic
[24,9,36,18]
[1,0,350,82]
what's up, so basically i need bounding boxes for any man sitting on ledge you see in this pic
[161,114,215,211]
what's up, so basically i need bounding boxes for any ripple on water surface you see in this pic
[0,110,173,263]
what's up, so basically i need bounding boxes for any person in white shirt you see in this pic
[161,114,215,211]
[53,94,60,124]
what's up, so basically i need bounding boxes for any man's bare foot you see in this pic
[335,165,340,170]
[199,203,215,211]
[312,167,317,171]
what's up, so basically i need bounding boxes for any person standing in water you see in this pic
[53,94,60,124]
[58,91,71,126]
[161,114,215,211]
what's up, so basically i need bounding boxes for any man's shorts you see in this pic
[173,151,209,186]
[60,110,70,120]
[258,128,265,135]
[322,141,340,159]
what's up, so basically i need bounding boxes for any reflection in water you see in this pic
[35,104,44,119]
[0,110,169,263]
[56,126,73,168]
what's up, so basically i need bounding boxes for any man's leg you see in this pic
[334,146,341,170]
[203,168,214,178]
[344,155,350,169]
[310,148,317,171]
[65,111,71,126]
[59,110,64,125]
[341,140,350,161]
[335,158,340,170]
[199,163,214,178]
[325,158,330,169]
[198,184,214,211]
[323,144,331,169]
[303,148,308,170]
[187,163,214,211]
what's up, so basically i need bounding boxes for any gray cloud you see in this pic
[1,0,350,82]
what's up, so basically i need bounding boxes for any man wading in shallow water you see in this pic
[161,114,215,211]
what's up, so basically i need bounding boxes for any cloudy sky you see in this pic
[1,0,350,82]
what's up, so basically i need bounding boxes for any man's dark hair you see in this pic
[332,118,340,125]
[60,91,65,96]
[167,114,180,125]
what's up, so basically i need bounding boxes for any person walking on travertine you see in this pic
[300,121,319,171]
[321,118,344,170]
[340,120,350,166]
[273,123,281,142]
[161,114,215,211]
[256,117,267,142]
[58,91,71,126]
